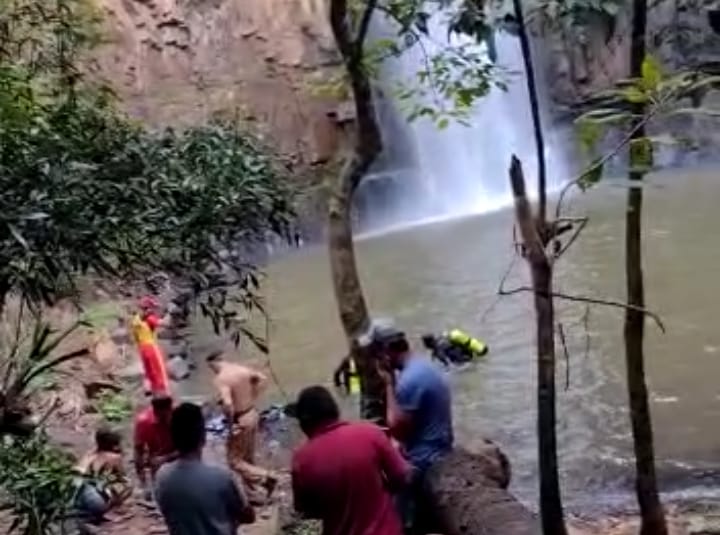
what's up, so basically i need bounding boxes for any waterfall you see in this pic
[356,17,569,232]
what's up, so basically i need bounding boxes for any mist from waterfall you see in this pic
[355,17,569,233]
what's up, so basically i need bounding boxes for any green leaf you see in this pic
[578,159,605,190]
[641,55,662,91]
[622,85,649,104]
[629,136,654,172]
[575,119,603,155]
[437,118,450,129]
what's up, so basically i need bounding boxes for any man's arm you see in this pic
[373,427,411,491]
[216,379,235,420]
[133,420,148,486]
[384,377,414,442]
[333,356,349,390]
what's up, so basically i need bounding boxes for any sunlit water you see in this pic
[237,167,720,513]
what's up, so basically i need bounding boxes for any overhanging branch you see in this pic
[498,285,666,332]
[355,0,378,53]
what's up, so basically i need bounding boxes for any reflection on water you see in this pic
[226,169,720,512]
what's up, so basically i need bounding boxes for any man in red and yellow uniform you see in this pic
[131,296,170,396]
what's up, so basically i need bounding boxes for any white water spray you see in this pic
[357,20,569,232]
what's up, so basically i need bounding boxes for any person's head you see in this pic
[205,351,224,374]
[294,385,340,436]
[151,394,173,424]
[95,426,122,453]
[170,402,206,456]
[139,295,158,315]
[373,326,410,370]
[421,334,436,350]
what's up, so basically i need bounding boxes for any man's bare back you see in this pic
[212,360,267,418]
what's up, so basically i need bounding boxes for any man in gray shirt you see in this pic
[155,403,255,535]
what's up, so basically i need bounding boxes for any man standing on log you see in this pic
[206,352,277,503]
[377,327,453,534]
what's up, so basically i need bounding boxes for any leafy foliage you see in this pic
[0,433,77,535]
[574,54,720,185]
[91,390,132,423]
[0,0,295,348]
[338,0,505,127]
[0,314,89,428]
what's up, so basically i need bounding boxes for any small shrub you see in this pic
[91,390,132,423]
[0,434,77,535]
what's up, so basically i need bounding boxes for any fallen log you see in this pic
[425,440,541,535]
[277,436,539,535]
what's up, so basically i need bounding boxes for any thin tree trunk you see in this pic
[509,156,567,535]
[625,0,667,531]
[328,0,384,422]
[512,0,547,224]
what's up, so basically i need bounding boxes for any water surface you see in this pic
[245,168,720,511]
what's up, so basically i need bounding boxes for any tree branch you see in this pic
[498,286,666,332]
[355,0,378,53]
[513,0,547,224]
[552,216,588,260]
[554,85,685,221]
[557,323,570,391]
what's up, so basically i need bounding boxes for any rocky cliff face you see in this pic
[535,0,720,109]
[92,0,345,165]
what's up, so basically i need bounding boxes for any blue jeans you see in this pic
[74,481,109,523]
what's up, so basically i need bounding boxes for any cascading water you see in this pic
[355,16,570,233]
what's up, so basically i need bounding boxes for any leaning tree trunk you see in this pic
[509,157,567,535]
[328,0,385,423]
[625,0,668,532]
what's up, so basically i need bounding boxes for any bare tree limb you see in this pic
[557,323,570,391]
[553,216,589,260]
[355,0,378,53]
[498,285,666,333]
[582,305,591,360]
[513,0,547,224]
[480,252,518,322]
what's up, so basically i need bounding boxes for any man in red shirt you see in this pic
[291,386,410,535]
[133,394,176,500]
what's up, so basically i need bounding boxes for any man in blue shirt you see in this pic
[376,326,453,533]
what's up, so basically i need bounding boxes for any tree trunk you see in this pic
[625,0,668,531]
[328,0,384,422]
[509,156,567,535]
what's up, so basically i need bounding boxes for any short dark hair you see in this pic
[295,386,339,433]
[421,334,435,348]
[170,403,206,454]
[151,394,172,412]
[95,426,121,452]
[386,337,409,355]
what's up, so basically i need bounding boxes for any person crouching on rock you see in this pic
[74,427,131,531]
[377,327,453,535]
[131,295,170,396]
[291,386,411,535]
[206,351,278,504]
[133,394,177,502]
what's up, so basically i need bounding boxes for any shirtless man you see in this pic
[206,351,277,501]
[74,427,132,529]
